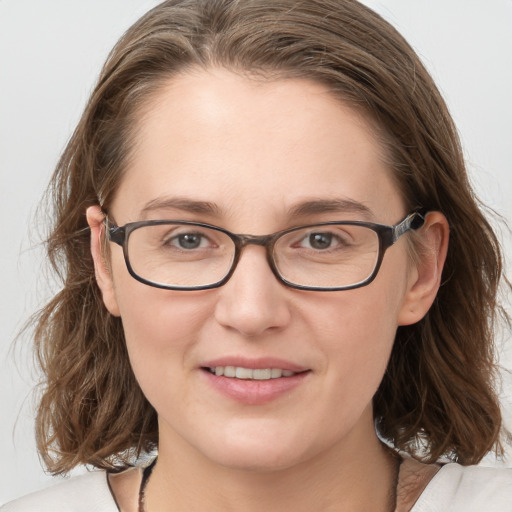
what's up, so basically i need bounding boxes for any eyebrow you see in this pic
[140,197,221,217]
[289,199,373,219]
[139,196,373,221]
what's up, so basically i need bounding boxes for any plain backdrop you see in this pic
[1,0,511,505]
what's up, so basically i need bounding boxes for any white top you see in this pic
[2,463,511,511]
[0,471,117,511]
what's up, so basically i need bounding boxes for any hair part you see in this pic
[34,0,509,473]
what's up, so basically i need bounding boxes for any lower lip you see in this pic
[201,369,310,405]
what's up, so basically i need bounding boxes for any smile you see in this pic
[206,366,296,380]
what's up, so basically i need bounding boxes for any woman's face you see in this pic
[90,68,431,472]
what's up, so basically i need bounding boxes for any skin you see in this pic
[88,68,448,511]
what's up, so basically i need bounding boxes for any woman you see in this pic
[2,0,511,510]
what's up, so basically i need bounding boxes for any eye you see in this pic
[168,232,211,250]
[307,232,333,250]
[297,230,350,251]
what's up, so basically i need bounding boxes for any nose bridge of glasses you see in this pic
[231,233,278,276]
[223,232,287,293]
[237,233,275,249]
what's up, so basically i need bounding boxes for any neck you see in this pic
[146,420,398,512]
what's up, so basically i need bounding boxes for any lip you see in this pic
[200,357,310,405]
[202,356,308,373]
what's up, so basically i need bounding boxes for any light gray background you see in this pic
[1,0,511,505]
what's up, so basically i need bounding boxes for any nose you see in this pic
[214,246,292,337]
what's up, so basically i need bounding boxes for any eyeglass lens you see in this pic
[126,223,380,289]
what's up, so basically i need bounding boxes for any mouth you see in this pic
[204,366,298,380]
[201,364,310,404]
[200,358,310,404]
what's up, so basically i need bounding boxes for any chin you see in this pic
[210,446,304,474]
[195,425,318,474]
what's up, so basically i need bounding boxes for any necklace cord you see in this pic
[138,458,157,512]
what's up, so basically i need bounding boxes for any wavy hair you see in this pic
[33,0,509,473]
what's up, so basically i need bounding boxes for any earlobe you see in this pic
[398,212,449,326]
[86,205,121,317]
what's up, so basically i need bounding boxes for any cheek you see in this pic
[307,258,409,395]
[320,294,398,384]
[109,242,206,341]
[309,269,405,348]
[111,268,213,379]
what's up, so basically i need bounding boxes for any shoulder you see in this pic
[412,463,512,511]
[0,471,118,512]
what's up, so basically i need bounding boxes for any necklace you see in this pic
[138,453,401,512]
[388,449,402,512]
[138,458,157,512]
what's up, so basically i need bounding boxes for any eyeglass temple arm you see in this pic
[103,218,126,246]
[392,209,427,243]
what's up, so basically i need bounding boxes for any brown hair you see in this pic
[34,0,509,473]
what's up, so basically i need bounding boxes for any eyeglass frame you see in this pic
[104,208,427,292]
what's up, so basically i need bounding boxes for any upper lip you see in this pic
[201,356,308,373]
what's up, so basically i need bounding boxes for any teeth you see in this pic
[224,366,236,378]
[253,369,271,380]
[209,366,296,380]
[271,368,282,378]
[236,367,253,379]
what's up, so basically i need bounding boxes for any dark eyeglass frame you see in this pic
[105,209,427,292]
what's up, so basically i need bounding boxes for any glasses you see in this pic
[105,209,426,291]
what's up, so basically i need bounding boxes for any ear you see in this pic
[86,205,121,317]
[398,211,449,326]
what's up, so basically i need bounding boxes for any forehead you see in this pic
[112,68,404,227]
